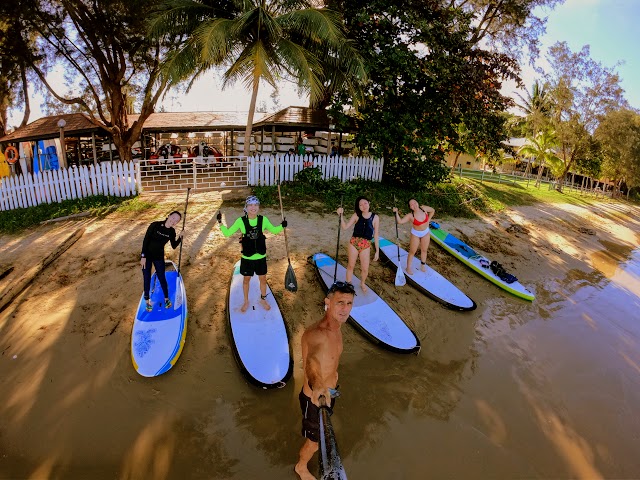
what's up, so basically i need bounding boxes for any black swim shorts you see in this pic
[240,257,268,276]
[299,389,336,443]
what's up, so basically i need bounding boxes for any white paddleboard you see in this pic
[379,237,477,311]
[131,261,187,377]
[227,260,293,388]
[310,253,420,354]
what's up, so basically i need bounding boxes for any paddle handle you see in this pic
[318,396,348,480]
[274,157,292,260]
[394,195,400,262]
[333,195,343,283]
[177,187,191,274]
[276,180,292,258]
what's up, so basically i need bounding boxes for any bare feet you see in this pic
[294,463,316,480]
[420,263,427,272]
[260,298,271,311]
[240,301,249,313]
[405,266,414,275]
[360,283,369,294]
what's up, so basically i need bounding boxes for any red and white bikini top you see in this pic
[413,208,429,226]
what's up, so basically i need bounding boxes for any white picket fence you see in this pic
[247,154,384,186]
[0,161,139,212]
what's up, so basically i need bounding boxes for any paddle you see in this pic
[177,187,191,275]
[274,157,297,292]
[393,195,406,287]
[333,195,344,283]
[318,395,348,480]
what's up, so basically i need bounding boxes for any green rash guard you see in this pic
[220,215,283,260]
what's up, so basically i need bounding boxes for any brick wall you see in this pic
[138,159,247,193]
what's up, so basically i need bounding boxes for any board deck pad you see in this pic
[227,261,292,388]
[379,237,476,311]
[311,253,420,353]
[132,262,187,377]
[429,224,535,301]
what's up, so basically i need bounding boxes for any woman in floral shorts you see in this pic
[336,196,380,293]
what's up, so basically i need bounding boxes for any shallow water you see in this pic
[193,244,640,479]
[2,243,639,479]
[312,246,640,479]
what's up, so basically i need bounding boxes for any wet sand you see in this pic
[0,192,639,479]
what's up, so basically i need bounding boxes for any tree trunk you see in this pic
[19,65,31,129]
[450,151,462,173]
[535,161,545,188]
[244,74,261,158]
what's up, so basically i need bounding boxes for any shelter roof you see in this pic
[129,111,255,131]
[0,113,108,144]
[254,106,355,132]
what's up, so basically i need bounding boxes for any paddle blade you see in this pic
[395,264,407,287]
[285,261,298,292]
[319,406,348,480]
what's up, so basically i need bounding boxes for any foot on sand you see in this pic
[294,464,315,480]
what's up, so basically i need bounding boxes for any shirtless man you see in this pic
[295,281,355,480]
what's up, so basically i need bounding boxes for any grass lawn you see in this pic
[254,170,630,219]
[1,172,631,234]
[462,178,616,211]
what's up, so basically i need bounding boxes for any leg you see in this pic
[154,260,171,307]
[419,235,431,271]
[241,276,251,312]
[154,260,169,298]
[345,241,359,284]
[295,439,318,480]
[258,275,271,311]
[359,247,371,293]
[406,235,420,274]
[142,261,153,308]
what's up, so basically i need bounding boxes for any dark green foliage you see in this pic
[254,177,489,218]
[292,166,324,188]
[329,0,519,188]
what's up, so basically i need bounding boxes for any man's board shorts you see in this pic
[299,389,337,443]
[240,257,268,276]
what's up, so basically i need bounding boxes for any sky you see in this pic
[10,0,640,126]
[512,0,640,109]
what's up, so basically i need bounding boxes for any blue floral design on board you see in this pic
[134,328,156,357]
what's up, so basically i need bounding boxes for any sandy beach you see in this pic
[1,191,639,479]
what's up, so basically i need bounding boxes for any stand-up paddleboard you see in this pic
[310,253,420,354]
[227,260,293,389]
[429,223,535,301]
[378,237,477,311]
[132,261,188,377]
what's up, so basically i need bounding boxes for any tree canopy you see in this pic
[328,0,519,188]
[595,109,640,190]
[542,42,627,191]
[150,0,365,156]
[7,0,190,160]
[0,0,54,136]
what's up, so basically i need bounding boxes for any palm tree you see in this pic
[149,0,366,156]
[514,81,553,138]
[518,129,562,188]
